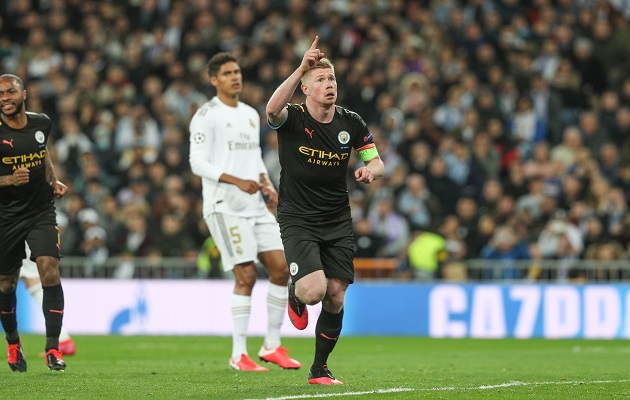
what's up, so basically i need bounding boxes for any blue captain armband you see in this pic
[357,145,379,162]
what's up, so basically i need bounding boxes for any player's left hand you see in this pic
[300,36,325,72]
[355,166,374,184]
[52,180,68,198]
[261,185,278,209]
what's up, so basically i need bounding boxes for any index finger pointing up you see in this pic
[310,36,319,50]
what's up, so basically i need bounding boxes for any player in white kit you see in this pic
[189,52,300,371]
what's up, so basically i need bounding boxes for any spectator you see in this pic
[523,142,554,180]
[110,203,155,279]
[550,57,588,128]
[406,140,433,176]
[613,107,630,154]
[480,224,530,280]
[478,178,504,216]
[468,214,497,258]
[368,196,410,258]
[558,174,586,211]
[550,126,582,170]
[114,103,161,169]
[507,95,546,160]
[578,110,609,157]
[474,87,503,128]
[433,85,464,133]
[471,131,501,179]
[572,37,607,96]
[425,155,462,217]
[400,229,447,281]
[598,142,620,184]
[583,240,627,282]
[455,196,479,252]
[77,208,109,277]
[154,212,197,261]
[529,73,564,145]
[163,79,208,121]
[53,113,94,181]
[502,161,529,199]
[353,217,384,259]
[442,138,487,197]
[397,173,434,231]
[537,215,584,281]
[515,177,546,221]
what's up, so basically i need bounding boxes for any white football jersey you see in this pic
[189,97,268,218]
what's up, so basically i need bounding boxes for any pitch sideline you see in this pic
[245,379,630,400]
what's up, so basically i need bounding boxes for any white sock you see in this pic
[264,283,287,350]
[28,283,71,342]
[231,294,251,360]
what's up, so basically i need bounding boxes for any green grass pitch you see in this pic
[0,335,628,399]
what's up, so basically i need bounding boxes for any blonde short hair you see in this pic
[301,58,335,84]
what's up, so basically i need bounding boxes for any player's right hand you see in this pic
[237,179,263,194]
[52,180,68,198]
[12,167,29,186]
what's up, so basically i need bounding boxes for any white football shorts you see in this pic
[19,242,39,279]
[204,211,284,271]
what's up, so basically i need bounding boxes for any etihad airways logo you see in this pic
[299,146,348,167]
[3,149,46,169]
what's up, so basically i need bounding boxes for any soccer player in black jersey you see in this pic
[0,74,68,372]
[266,37,384,385]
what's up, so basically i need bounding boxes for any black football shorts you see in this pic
[0,207,60,275]
[279,215,355,284]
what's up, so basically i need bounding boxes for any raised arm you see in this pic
[266,36,324,126]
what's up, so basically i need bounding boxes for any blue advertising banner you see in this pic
[344,283,630,339]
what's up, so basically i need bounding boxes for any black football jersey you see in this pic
[274,104,374,219]
[0,112,54,220]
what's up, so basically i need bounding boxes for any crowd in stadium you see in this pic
[2,0,630,280]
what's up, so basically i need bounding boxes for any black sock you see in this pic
[0,290,20,344]
[43,284,64,351]
[312,308,344,370]
[0,290,19,344]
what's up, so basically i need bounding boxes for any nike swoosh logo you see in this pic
[49,309,64,314]
[0,307,15,315]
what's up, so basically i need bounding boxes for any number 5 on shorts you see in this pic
[229,226,242,244]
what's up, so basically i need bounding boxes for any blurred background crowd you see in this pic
[2,0,630,281]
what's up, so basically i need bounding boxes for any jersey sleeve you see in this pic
[267,104,290,130]
[189,107,224,182]
[272,104,304,134]
[351,112,378,161]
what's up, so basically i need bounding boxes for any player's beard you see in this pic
[1,99,24,117]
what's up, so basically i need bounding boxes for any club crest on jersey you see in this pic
[35,131,45,143]
[290,262,299,276]
[249,118,255,128]
[338,131,350,145]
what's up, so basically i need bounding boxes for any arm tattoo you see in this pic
[44,148,56,183]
